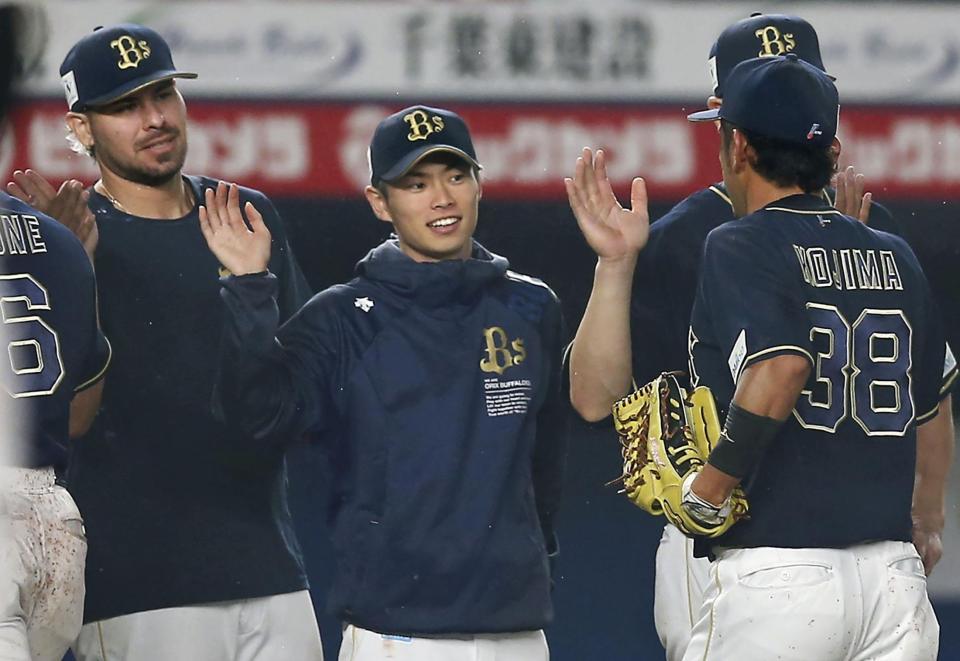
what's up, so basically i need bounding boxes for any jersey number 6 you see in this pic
[0,274,64,398]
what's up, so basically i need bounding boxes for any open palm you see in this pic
[198,181,272,276]
[565,148,650,260]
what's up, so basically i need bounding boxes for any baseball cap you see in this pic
[59,24,197,112]
[688,54,839,148]
[709,13,830,97]
[369,106,481,185]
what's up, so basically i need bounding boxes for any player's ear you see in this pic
[707,96,722,110]
[364,184,393,224]
[830,137,842,163]
[65,112,93,151]
[731,128,751,171]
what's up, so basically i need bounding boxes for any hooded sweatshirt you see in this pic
[216,239,567,635]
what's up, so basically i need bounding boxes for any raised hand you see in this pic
[564,148,649,261]
[833,164,873,225]
[198,181,271,276]
[7,170,97,259]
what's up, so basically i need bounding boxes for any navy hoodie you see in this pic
[216,239,567,634]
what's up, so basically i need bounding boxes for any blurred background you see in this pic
[11,1,960,659]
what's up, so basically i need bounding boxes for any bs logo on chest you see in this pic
[479,326,526,376]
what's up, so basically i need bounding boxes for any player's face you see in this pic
[84,80,188,187]
[365,156,481,263]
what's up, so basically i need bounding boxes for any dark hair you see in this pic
[374,151,480,198]
[720,119,835,192]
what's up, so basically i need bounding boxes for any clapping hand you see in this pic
[7,170,97,260]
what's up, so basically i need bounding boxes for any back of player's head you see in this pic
[689,55,839,192]
[690,54,838,148]
[368,105,482,187]
[59,23,197,112]
[709,13,829,98]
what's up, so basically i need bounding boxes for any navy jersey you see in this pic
[215,239,567,635]
[689,193,954,551]
[67,175,312,622]
[0,192,110,471]
[631,184,901,387]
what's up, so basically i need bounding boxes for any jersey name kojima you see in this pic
[793,245,904,292]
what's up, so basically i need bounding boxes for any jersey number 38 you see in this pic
[795,303,913,436]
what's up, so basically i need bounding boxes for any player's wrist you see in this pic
[707,402,782,479]
[226,269,270,279]
[597,251,638,265]
[687,468,732,506]
[225,259,270,276]
[911,508,945,533]
[595,253,638,277]
[681,472,730,526]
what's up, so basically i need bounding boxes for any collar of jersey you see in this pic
[761,192,839,215]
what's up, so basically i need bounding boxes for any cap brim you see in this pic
[82,70,198,109]
[379,145,481,183]
[687,108,721,122]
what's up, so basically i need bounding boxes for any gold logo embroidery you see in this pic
[403,110,445,142]
[110,35,152,70]
[480,327,526,375]
[754,26,796,57]
[218,265,231,278]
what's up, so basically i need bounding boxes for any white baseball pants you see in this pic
[338,625,548,661]
[683,541,938,661]
[73,589,324,661]
[654,523,712,661]
[0,467,86,661]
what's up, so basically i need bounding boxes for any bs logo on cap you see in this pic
[111,34,152,70]
[403,109,445,142]
[754,24,796,58]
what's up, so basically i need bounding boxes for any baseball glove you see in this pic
[610,373,749,538]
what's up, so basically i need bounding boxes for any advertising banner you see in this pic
[21,1,960,103]
[9,100,960,201]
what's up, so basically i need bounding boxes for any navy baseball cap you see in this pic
[369,106,481,185]
[709,13,830,97]
[688,54,839,148]
[59,24,197,112]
